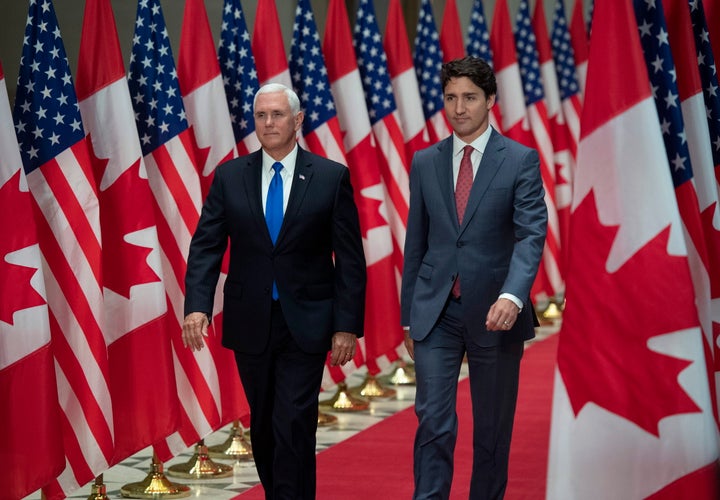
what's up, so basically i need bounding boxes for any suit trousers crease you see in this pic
[234,301,326,500]
[412,297,524,500]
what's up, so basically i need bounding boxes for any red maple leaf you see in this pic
[0,170,46,324]
[90,143,161,299]
[558,191,701,436]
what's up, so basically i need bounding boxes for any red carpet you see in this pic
[236,333,558,499]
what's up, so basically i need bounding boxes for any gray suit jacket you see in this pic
[400,129,547,346]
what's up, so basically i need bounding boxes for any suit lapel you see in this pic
[461,129,504,232]
[432,137,457,226]
[242,150,273,244]
[276,148,313,246]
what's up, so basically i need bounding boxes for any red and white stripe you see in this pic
[0,61,65,500]
[323,0,404,384]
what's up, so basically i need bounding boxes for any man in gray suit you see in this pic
[401,57,547,500]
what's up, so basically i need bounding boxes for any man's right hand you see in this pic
[182,312,209,352]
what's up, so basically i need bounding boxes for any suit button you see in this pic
[456,241,463,248]
[264,287,271,294]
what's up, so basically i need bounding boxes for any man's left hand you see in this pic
[486,298,520,331]
[330,331,357,366]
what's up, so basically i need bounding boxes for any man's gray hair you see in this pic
[254,83,301,116]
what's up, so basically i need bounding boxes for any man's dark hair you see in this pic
[441,56,497,98]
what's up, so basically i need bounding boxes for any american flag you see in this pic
[550,0,582,149]
[218,0,260,155]
[515,0,563,302]
[127,0,224,460]
[178,0,236,195]
[465,0,502,131]
[353,0,410,276]
[569,0,589,99]
[383,0,431,163]
[466,0,494,66]
[0,58,64,500]
[12,0,112,497]
[439,0,465,62]
[289,0,347,165]
[75,0,178,466]
[689,0,720,173]
[324,0,404,382]
[685,0,720,424]
[413,0,451,143]
[635,0,714,387]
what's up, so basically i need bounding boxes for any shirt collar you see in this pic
[262,144,299,175]
[452,125,494,157]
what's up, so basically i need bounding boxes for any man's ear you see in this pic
[487,94,497,110]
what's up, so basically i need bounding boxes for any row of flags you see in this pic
[1,0,719,498]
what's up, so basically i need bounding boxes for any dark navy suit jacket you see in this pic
[401,129,547,347]
[185,147,366,354]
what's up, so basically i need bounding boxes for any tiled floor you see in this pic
[24,323,559,499]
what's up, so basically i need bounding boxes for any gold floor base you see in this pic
[351,374,396,399]
[120,458,191,499]
[379,361,416,386]
[166,442,234,479]
[207,424,253,461]
[318,410,338,426]
[319,382,369,411]
[86,476,109,500]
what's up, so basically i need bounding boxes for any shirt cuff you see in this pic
[499,293,523,312]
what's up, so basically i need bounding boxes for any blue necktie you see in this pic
[266,162,283,299]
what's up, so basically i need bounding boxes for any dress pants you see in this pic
[412,297,524,500]
[234,301,326,500]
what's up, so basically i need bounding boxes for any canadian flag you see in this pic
[547,0,720,497]
[0,59,64,500]
[76,0,178,465]
[324,0,404,383]
[384,0,431,163]
[439,0,465,62]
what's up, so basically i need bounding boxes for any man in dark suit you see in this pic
[182,83,366,499]
[401,57,547,499]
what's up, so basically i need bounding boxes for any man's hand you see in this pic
[330,331,357,366]
[486,298,520,332]
[182,312,209,351]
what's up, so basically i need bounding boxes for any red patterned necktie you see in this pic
[452,145,474,298]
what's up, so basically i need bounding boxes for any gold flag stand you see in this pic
[380,360,416,386]
[120,454,191,498]
[319,382,369,411]
[86,475,108,500]
[166,440,234,479]
[207,421,253,462]
[541,297,564,323]
[351,374,396,399]
[318,410,338,426]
